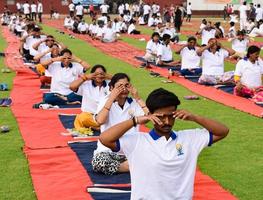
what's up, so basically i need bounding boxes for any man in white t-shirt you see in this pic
[176,36,202,76]
[197,38,235,85]
[75,3,84,19]
[23,1,31,19]
[16,2,22,14]
[198,21,216,46]
[100,3,109,16]
[102,21,117,43]
[230,30,249,59]
[239,2,248,30]
[234,45,263,98]
[255,4,263,22]
[78,20,89,34]
[37,0,43,22]
[143,3,151,23]
[99,88,229,199]
[68,1,75,17]
[31,2,37,21]
[186,2,192,22]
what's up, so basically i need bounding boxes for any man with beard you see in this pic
[99,88,229,199]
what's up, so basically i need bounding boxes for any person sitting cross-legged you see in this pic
[143,32,161,63]
[175,36,202,76]
[99,88,229,200]
[234,45,263,102]
[92,73,148,175]
[70,65,111,131]
[156,34,180,67]
[43,49,87,105]
[197,38,235,85]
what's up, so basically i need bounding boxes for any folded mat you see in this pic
[69,141,131,200]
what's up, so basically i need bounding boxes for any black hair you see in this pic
[246,45,260,58]
[60,48,72,56]
[243,1,247,5]
[46,35,54,38]
[230,21,235,26]
[146,88,180,113]
[162,34,171,41]
[109,73,130,88]
[237,30,245,36]
[52,43,59,48]
[91,64,106,73]
[33,27,40,32]
[188,36,196,42]
[151,32,160,39]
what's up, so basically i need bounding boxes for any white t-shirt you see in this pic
[103,27,116,40]
[146,40,160,55]
[201,29,216,45]
[78,80,110,113]
[202,49,229,76]
[89,24,98,34]
[143,4,151,15]
[31,4,37,13]
[48,61,84,95]
[152,4,158,14]
[228,26,236,37]
[16,3,21,10]
[117,128,212,200]
[96,26,106,37]
[148,17,155,27]
[118,4,125,15]
[234,58,263,89]
[128,24,136,34]
[100,4,109,14]
[180,47,201,69]
[69,3,75,12]
[23,3,30,14]
[256,8,263,22]
[94,97,144,155]
[78,22,88,32]
[138,17,145,25]
[37,3,43,13]
[187,5,192,15]
[239,5,248,19]
[26,35,47,56]
[231,38,249,53]
[75,5,84,16]
[157,43,173,62]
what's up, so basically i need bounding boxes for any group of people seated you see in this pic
[141,18,263,103]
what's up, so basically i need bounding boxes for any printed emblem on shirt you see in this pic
[176,144,184,156]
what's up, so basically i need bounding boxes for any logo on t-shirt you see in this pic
[176,144,184,156]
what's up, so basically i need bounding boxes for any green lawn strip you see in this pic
[0,28,36,200]
[43,24,263,200]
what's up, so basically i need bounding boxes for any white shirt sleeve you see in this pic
[234,60,243,76]
[117,132,140,156]
[222,49,229,58]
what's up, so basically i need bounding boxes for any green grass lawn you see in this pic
[42,24,263,200]
[0,28,36,200]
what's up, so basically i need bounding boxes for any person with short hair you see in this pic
[143,32,161,63]
[255,4,263,22]
[78,19,89,34]
[37,0,43,23]
[197,38,235,85]
[70,65,111,131]
[230,30,250,59]
[100,3,109,16]
[156,34,179,67]
[175,36,202,76]
[99,87,229,199]
[75,3,84,20]
[101,21,117,43]
[239,1,248,30]
[228,21,236,38]
[186,2,192,22]
[92,73,148,175]
[197,21,216,46]
[234,45,263,101]
[249,19,263,37]
[68,1,75,17]
[128,19,140,34]
[23,1,31,19]
[31,1,37,21]
[43,49,86,105]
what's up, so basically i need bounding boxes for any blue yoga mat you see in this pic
[69,142,131,200]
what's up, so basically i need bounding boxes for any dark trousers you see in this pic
[180,68,202,76]
[31,12,37,20]
[38,13,42,22]
[43,92,82,105]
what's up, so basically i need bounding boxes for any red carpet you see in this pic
[2,25,237,200]
[44,20,263,118]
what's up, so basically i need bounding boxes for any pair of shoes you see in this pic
[0,98,12,106]
[0,125,10,133]
[150,71,160,77]
[0,83,8,91]
[1,68,11,73]
[184,95,199,100]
